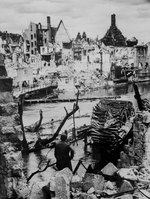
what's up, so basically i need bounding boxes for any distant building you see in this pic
[55,20,72,63]
[0,31,23,59]
[101,14,126,47]
[101,14,138,47]
[14,66,33,88]
[73,32,94,61]
[99,14,140,78]
[134,44,148,69]
[23,16,72,63]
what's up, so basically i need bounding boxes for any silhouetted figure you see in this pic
[133,83,144,111]
[54,132,74,171]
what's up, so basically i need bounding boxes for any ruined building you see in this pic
[102,14,126,47]
[23,16,72,62]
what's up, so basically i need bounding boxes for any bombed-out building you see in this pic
[23,16,72,64]
[100,14,139,78]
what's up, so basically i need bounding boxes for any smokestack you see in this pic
[111,14,116,27]
[47,16,51,43]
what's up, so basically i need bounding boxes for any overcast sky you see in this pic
[0,0,150,43]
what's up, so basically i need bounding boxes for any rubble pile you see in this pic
[28,112,150,199]
[0,54,29,199]
[142,98,150,111]
[29,163,150,198]
[117,114,146,168]
[70,163,150,199]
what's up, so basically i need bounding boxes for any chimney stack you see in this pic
[47,16,51,43]
[111,14,116,27]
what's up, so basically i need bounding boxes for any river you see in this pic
[22,82,150,185]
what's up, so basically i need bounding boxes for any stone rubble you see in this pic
[0,54,29,199]
[2,108,150,199]
[1,48,150,199]
[67,112,150,199]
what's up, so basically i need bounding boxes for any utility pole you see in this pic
[97,41,103,76]
[99,49,103,75]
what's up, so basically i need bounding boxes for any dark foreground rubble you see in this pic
[28,111,150,199]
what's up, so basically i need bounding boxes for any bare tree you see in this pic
[27,91,80,181]
[34,90,80,148]
[18,95,29,154]
[25,109,43,132]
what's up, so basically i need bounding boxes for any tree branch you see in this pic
[64,107,68,115]
[40,90,80,146]
[27,160,56,182]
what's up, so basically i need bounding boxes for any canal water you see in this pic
[22,82,150,185]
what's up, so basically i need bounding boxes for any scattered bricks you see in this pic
[119,180,134,193]
[87,194,98,199]
[103,181,117,196]
[82,173,104,193]
[104,181,115,190]
[0,133,22,148]
[1,125,22,135]
[117,168,137,181]
[54,168,73,199]
[120,151,130,168]
[11,165,22,177]
[115,194,133,199]
[1,126,16,134]
[30,181,49,199]
[0,114,20,128]
[54,175,70,199]
[56,167,73,182]
[135,189,150,199]
[0,54,7,75]
[71,175,83,191]
[0,103,18,116]
[117,159,122,169]
[0,78,13,92]
[0,92,14,103]
[87,187,95,194]
[101,162,118,177]
[4,151,22,173]
[78,193,98,199]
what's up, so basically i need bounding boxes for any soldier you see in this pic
[54,131,74,171]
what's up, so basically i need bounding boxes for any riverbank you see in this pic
[24,95,120,104]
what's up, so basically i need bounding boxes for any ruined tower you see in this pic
[47,16,52,43]
[101,14,126,47]
[111,14,116,27]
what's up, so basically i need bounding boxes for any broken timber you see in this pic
[90,99,134,152]
[24,96,121,104]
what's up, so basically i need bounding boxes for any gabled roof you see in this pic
[57,20,71,41]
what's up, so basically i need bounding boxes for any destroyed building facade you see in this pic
[23,16,72,63]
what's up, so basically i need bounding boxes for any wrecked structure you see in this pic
[99,14,150,84]
[23,16,72,63]
[90,99,134,153]
[101,14,127,47]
